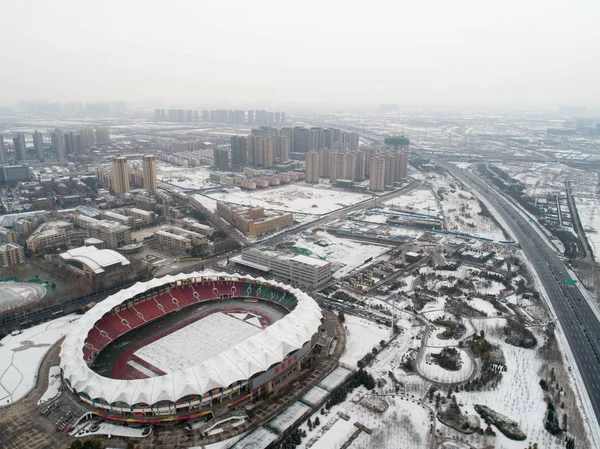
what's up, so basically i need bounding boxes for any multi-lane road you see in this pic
[442,162,600,430]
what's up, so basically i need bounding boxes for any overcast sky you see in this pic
[1,0,599,109]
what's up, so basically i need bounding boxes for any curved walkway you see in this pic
[413,317,479,387]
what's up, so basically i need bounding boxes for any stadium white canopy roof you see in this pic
[60,270,322,406]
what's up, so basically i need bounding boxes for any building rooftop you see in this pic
[129,208,154,216]
[0,243,23,252]
[156,230,189,242]
[84,238,105,245]
[60,246,130,274]
[103,210,130,221]
[290,254,330,268]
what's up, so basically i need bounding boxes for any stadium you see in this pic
[59,271,323,422]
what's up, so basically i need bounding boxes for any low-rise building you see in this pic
[231,248,332,289]
[25,221,72,252]
[0,243,25,267]
[13,216,42,237]
[128,208,156,227]
[154,226,206,251]
[73,214,131,249]
[0,227,17,244]
[181,218,214,237]
[101,210,133,227]
[59,246,130,279]
[217,201,293,237]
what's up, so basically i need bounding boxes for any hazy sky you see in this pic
[1,0,599,108]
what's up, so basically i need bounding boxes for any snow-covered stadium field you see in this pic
[0,281,47,313]
[134,312,263,373]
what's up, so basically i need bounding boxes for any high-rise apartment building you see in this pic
[306,151,320,183]
[80,127,96,149]
[112,156,130,194]
[231,136,248,167]
[369,157,386,192]
[213,148,230,170]
[280,135,290,162]
[398,151,409,181]
[95,127,110,145]
[51,129,66,161]
[142,155,158,192]
[0,134,6,164]
[264,138,274,168]
[65,131,79,155]
[33,131,44,161]
[318,148,330,177]
[13,132,26,161]
[355,149,367,181]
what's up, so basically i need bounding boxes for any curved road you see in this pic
[442,162,600,431]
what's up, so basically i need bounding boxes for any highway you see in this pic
[442,162,600,430]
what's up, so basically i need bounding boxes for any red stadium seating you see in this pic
[97,316,128,340]
[83,278,299,365]
[117,307,145,328]
[133,299,163,322]
[155,295,175,313]
[215,282,234,297]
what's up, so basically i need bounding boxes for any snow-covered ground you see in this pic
[193,193,218,212]
[135,312,262,374]
[296,388,432,449]
[205,184,372,215]
[427,172,508,241]
[157,163,220,190]
[292,230,392,278]
[496,163,569,197]
[382,187,442,217]
[0,315,79,406]
[467,297,500,316]
[574,196,600,264]
[445,318,582,449]
[0,281,47,313]
[340,315,391,366]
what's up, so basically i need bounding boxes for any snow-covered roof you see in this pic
[59,271,322,407]
[290,254,330,267]
[59,246,130,274]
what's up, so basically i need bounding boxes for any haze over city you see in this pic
[2,0,600,108]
